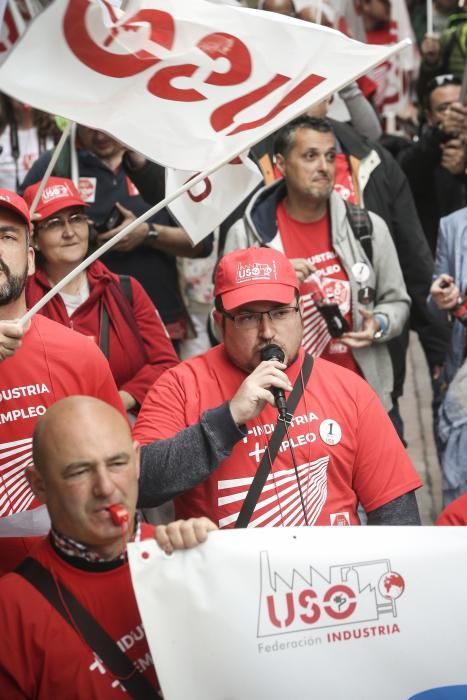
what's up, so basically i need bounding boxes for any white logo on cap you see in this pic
[0,195,11,203]
[236,261,275,284]
[42,184,71,202]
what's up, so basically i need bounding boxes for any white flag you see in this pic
[166,155,262,244]
[0,0,409,171]
[129,527,467,700]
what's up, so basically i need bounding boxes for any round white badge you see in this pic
[319,419,342,446]
[352,262,370,283]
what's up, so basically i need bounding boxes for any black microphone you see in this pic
[261,344,288,419]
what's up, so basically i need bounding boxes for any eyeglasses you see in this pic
[36,213,88,235]
[223,305,300,329]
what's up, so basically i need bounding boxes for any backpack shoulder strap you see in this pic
[118,274,133,305]
[344,200,373,264]
[99,275,134,358]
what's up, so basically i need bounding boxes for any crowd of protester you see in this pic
[0,0,466,694]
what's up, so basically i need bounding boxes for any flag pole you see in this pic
[315,0,323,26]
[7,0,26,34]
[28,121,73,216]
[19,38,411,327]
[426,0,433,35]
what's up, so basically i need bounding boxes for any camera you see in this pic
[308,274,349,338]
[95,205,124,234]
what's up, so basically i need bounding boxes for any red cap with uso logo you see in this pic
[0,189,31,228]
[215,247,299,311]
[23,177,88,220]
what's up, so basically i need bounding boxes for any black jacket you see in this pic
[398,126,467,256]
[328,120,451,396]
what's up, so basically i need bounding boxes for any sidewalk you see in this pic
[399,332,443,525]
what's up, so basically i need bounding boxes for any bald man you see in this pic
[0,397,216,700]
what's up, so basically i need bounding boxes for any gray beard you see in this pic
[0,259,28,307]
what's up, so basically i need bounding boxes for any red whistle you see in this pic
[107,504,129,526]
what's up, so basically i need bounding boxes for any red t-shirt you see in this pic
[0,528,159,699]
[134,346,421,528]
[276,201,361,375]
[0,314,125,574]
[436,495,467,526]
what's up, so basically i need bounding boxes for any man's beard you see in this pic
[307,182,334,201]
[0,258,28,306]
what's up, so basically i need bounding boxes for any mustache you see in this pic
[0,258,10,277]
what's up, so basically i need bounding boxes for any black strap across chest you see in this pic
[15,556,160,700]
[235,352,313,528]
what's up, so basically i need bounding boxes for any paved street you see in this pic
[399,332,443,525]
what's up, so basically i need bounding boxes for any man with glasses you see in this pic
[0,188,126,574]
[400,74,466,255]
[134,246,421,528]
[223,117,411,435]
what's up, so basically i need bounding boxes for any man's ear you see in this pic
[425,107,433,127]
[133,440,141,480]
[275,153,286,178]
[27,244,35,276]
[211,309,224,341]
[26,465,47,503]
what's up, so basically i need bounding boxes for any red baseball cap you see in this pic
[0,189,31,228]
[215,247,299,311]
[23,177,88,220]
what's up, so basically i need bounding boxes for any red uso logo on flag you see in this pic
[257,551,405,640]
[63,0,326,136]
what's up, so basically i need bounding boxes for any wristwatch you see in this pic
[147,223,160,240]
[373,313,388,340]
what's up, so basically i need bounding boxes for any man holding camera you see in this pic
[135,244,421,528]
[223,116,410,420]
[400,74,466,256]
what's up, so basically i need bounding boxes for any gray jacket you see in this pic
[225,184,411,410]
[428,207,467,386]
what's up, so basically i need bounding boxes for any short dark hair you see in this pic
[274,116,333,159]
[424,74,462,110]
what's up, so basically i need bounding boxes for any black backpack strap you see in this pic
[99,275,133,358]
[15,557,160,700]
[235,352,313,528]
[99,303,111,358]
[118,274,133,305]
[344,200,373,264]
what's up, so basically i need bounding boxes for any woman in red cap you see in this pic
[24,177,178,416]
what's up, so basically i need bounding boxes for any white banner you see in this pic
[166,155,262,243]
[129,528,467,700]
[0,0,409,171]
